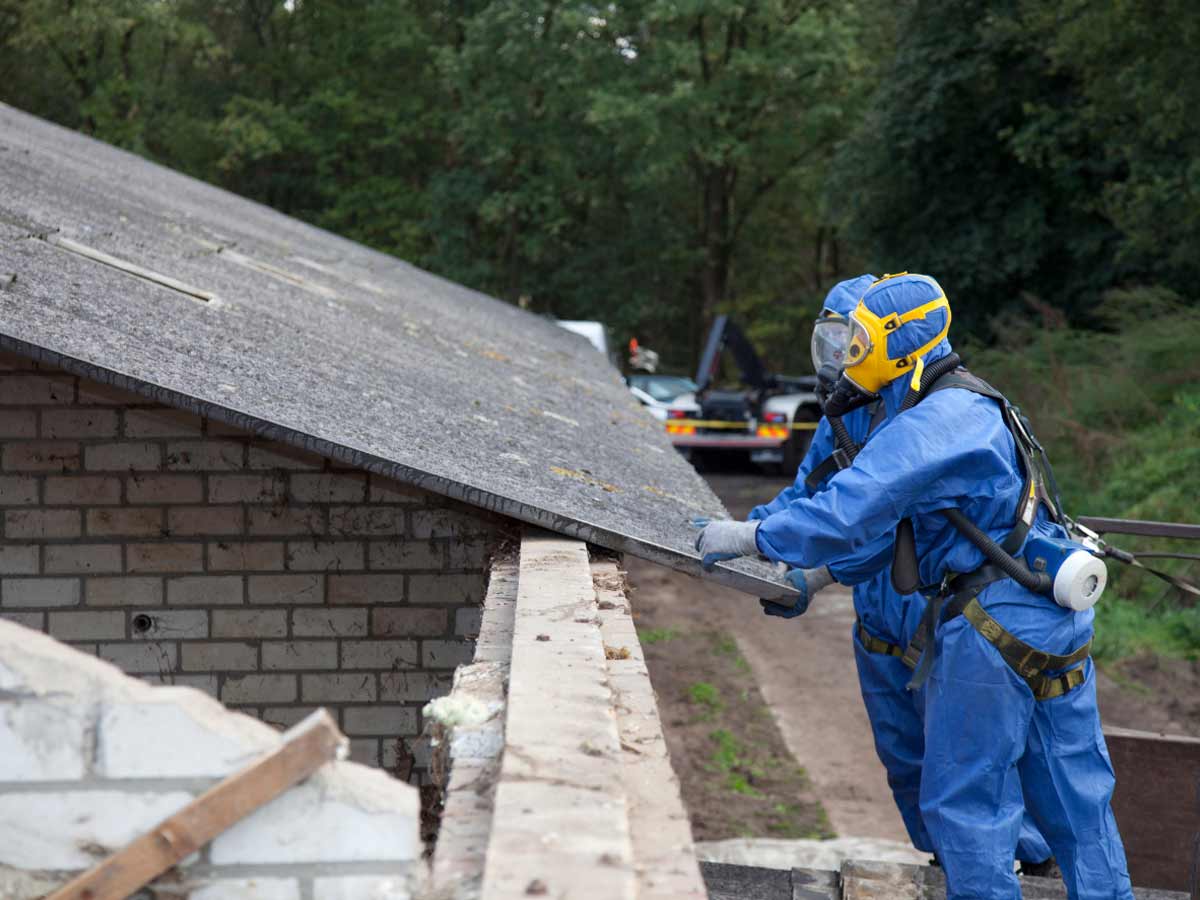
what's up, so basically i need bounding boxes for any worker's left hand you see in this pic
[694,520,760,571]
[759,566,833,618]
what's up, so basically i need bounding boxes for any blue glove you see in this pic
[694,520,761,571]
[759,566,833,618]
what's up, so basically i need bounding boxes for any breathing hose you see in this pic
[829,416,859,461]
[941,508,1052,594]
[901,352,962,411]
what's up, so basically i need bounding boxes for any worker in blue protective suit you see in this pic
[697,273,1132,900]
[746,276,1056,874]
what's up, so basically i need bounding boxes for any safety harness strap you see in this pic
[804,401,887,492]
[957,598,1092,701]
[856,621,907,661]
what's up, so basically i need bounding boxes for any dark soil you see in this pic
[635,606,833,842]
[1097,654,1200,737]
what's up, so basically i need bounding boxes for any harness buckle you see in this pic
[832,446,852,470]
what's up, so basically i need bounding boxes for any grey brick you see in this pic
[247,506,325,536]
[328,574,404,605]
[76,382,143,406]
[207,541,284,571]
[302,673,376,702]
[0,374,74,405]
[455,606,484,637]
[125,474,203,504]
[369,476,425,504]
[0,410,37,439]
[84,442,162,471]
[409,573,486,606]
[448,539,492,570]
[289,472,366,503]
[167,576,243,606]
[0,545,39,575]
[223,675,298,704]
[132,609,208,640]
[212,608,287,639]
[181,642,257,671]
[0,476,39,505]
[368,540,443,571]
[44,544,122,574]
[44,475,121,505]
[343,706,419,737]
[166,505,244,536]
[41,408,118,438]
[263,641,338,671]
[261,705,316,727]
[1,611,45,630]
[286,540,363,572]
[86,577,162,607]
[379,672,453,702]
[144,673,219,698]
[348,738,381,766]
[165,441,244,471]
[410,508,491,540]
[48,610,125,641]
[1,578,79,607]
[5,508,80,539]
[248,574,323,605]
[123,408,203,438]
[247,441,324,471]
[341,640,418,671]
[99,642,177,674]
[86,507,164,537]
[127,543,203,573]
[328,506,402,537]
[292,608,367,638]
[208,474,286,504]
[373,607,447,637]
[423,640,475,669]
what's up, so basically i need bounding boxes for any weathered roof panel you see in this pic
[0,103,795,599]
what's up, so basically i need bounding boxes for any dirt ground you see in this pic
[627,470,1200,844]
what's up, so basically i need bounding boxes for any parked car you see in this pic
[626,374,701,421]
[669,316,822,472]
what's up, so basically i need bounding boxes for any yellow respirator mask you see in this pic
[843,277,952,395]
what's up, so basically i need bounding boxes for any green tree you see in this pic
[834,0,1122,333]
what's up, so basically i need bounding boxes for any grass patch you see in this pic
[687,681,723,714]
[712,632,751,673]
[709,729,762,796]
[638,626,681,645]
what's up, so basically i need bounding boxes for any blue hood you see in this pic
[821,274,876,318]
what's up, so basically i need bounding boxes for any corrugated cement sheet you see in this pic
[0,103,795,599]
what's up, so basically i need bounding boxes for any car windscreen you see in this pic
[629,376,698,402]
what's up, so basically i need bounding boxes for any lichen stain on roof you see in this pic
[0,102,794,599]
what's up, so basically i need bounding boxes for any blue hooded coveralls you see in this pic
[753,275,1132,900]
[750,276,1052,864]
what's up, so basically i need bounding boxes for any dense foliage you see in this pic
[2,0,1197,656]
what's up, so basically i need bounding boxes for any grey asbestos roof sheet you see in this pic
[0,102,795,599]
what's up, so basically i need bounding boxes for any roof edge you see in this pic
[0,333,796,600]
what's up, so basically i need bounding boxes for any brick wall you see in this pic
[0,349,504,777]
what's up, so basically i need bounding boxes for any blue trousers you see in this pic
[853,623,1053,862]
[921,615,1133,900]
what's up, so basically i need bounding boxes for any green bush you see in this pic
[969,289,1200,661]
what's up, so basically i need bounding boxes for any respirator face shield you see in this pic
[810,315,851,374]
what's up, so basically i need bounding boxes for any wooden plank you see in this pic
[48,235,219,303]
[1105,726,1200,893]
[45,709,346,900]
